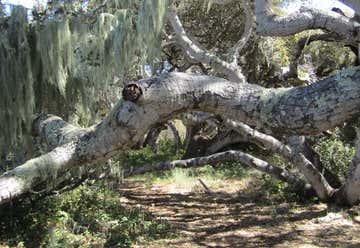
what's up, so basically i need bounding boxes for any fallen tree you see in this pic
[1,69,360,204]
[2,0,360,206]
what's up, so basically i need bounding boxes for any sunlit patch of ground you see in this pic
[118,178,360,248]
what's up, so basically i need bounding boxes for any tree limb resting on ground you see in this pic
[123,149,311,193]
[1,68,360,204]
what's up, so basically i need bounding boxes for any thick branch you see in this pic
[2,67,360,203]
[256,0,360,43]
[225,120,335,199]
[130,70,360,135]
[0,143,78,202]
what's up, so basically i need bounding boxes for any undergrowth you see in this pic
[0,133,355,247]
[0,182,172,247]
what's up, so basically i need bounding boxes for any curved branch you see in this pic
[167,10,246,82]
[205,130,247,154]
[225,120,335,199]
[143,124,167,151]
[2,68,360,203]
[124,150,310,192]
[131,70,360,135]
[256,0,360,43]
[230,0,255,65]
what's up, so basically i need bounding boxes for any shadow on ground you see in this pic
[117,180,360,248]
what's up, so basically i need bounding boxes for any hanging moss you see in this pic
[35,19,72,96]
[0,7,34,153]
[0,1,168,156]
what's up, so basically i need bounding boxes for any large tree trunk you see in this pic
[2,69,360,204]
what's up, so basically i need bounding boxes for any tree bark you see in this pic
[226,120,335,200]
[256,0,360,43]
[2,68,360,203]
[335,130,360,205]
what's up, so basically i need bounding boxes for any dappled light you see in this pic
[1,0,360,247]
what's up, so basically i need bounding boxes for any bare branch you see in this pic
[124,150,309,192]
[167,10,246,82]
[166,121,182,150]
[230,0,255,65]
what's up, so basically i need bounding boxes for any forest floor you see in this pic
[117,177,360,248]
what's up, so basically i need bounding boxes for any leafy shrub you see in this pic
[314,135,354,181]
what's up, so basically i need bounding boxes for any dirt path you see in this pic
[117,179,360,248]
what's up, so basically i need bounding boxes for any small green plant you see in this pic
[260,174,312,203]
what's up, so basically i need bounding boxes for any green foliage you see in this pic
[124,139,183,168]
[300,40,356,78]
[0,183,172,247]
[252,153,313,203]
[314,134,355,181]
[260,174,303,202]
[271,36,296,66]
